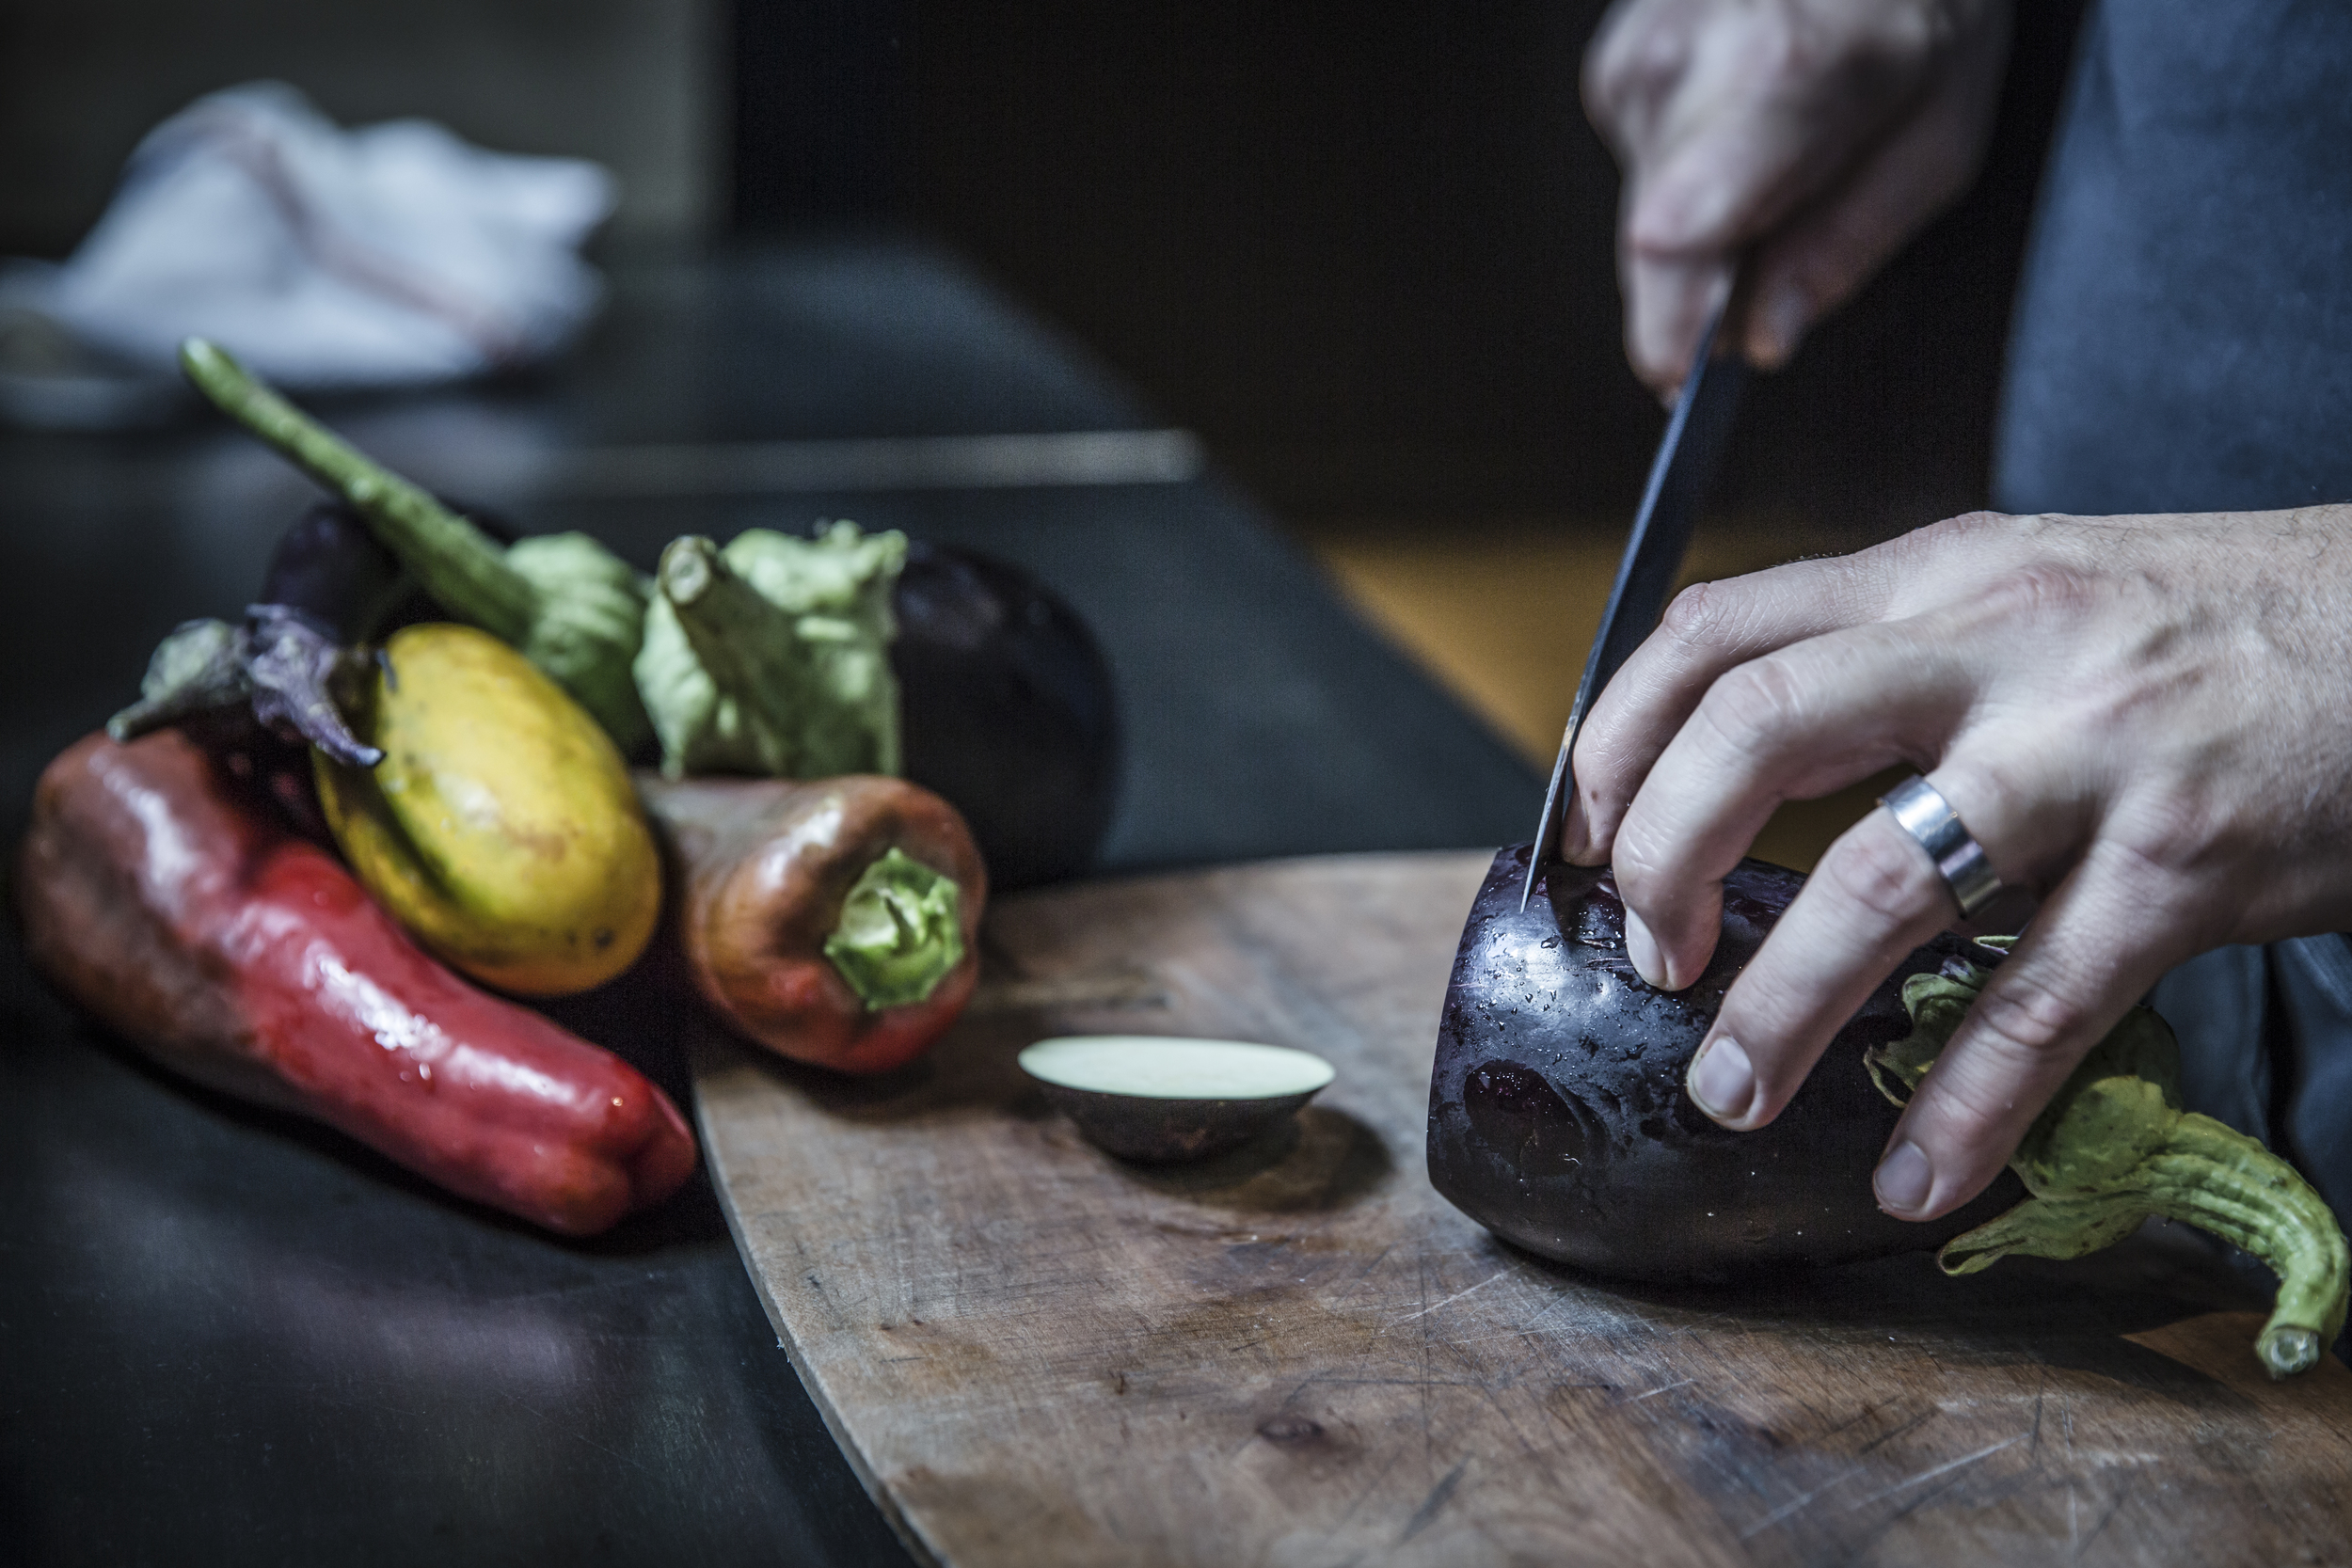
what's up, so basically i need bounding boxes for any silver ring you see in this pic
[1881,775,2004,918]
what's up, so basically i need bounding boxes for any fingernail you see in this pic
[1686,1035,1756,1125]
[1623,907,1670,989]
[1875,1140,1933,1216]
[1749,283,1808,369]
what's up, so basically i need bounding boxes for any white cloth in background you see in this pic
[4,81,613,396]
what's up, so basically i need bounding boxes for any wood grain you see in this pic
[692,851,2352,1568]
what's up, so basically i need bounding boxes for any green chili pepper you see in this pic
[178,339,652,754]
[1868,944,2351,1379]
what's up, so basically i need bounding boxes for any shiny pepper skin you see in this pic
[19,731,697,1235]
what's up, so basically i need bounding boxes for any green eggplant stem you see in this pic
[821,847,963,1009]
[2143,1139,2348,1377]
[179,339,537,641]
[658,536,802,768]
[636,525,902,781]
[1872,952,2352,1379]
[105,619,249,740]
[660,537,774,671]
[178,339,652,754]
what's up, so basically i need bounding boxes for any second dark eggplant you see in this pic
[1426,846,2024,1283]
[892,541,1120,891]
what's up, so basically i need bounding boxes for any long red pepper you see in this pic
[19,731,697,1236]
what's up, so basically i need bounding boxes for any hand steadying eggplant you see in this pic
[1428,847,2026,1282]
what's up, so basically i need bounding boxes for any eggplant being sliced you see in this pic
[893,541,1120,891]
[1426,845,2025,1282]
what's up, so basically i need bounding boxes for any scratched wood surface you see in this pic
[692,850,2352,1568]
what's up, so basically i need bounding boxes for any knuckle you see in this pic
[1968,969,2092,1067]
[2104,793,2227,880]
[2080,834,2224,956]
[1585,2,1683,113]
[1746,9,1831,83]
[1658,578,1736,651]
[1817,823,1936,926]
[1582,51,1630,118]
[1697,654,1811,751]
[1979,560,2102,624]
[1909,510,2008,557]
[1606,818,1676,904]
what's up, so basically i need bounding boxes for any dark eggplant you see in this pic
[262,497,520,642]
[1426,845,2025,1283]
[109,499,529,768]
[260,500,407,639]
[892,541,1120,890]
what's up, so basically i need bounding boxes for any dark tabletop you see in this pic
[0,239,1539,1568]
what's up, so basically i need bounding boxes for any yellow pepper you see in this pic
[315,624,660,996]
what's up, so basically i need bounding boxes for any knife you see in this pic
[1520,289,1748,909]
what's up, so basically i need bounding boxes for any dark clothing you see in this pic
[2151,942,2352,1237]
[1995,0,2352,515]
[1994,2,2352,1252]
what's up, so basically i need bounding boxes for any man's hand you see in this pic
[1584,0,2011,394]
[1562,509,2352,1222]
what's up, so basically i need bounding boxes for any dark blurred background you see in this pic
[3,0,2087,535]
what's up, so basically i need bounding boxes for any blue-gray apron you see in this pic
[1993,2,2352,1271]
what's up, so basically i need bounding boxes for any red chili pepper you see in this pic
[639,773,987,1076]
[18,731,698,1236]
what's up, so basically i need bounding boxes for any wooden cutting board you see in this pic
[691,851,2352,1568]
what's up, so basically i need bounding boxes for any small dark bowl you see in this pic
[1019,1037,1336,1164]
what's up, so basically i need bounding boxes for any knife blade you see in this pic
[1520,292,1747,909]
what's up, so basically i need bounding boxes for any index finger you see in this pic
[1565,545,1904,864]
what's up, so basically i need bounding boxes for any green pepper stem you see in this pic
[821,847,964,1010]
[179,340,538,641]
